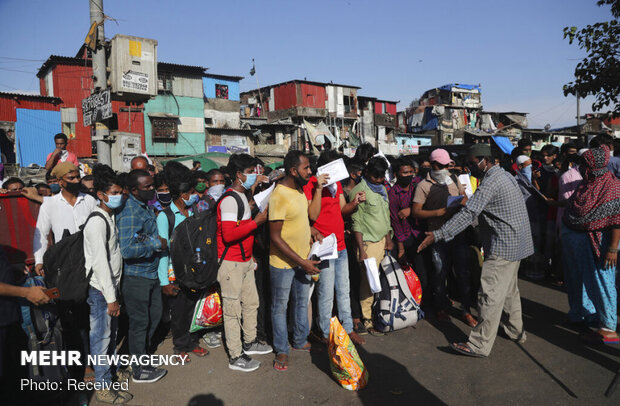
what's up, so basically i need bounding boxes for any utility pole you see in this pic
[89,0,111,165]
[576,91,581,135]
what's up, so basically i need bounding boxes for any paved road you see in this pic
[91,278,619,406]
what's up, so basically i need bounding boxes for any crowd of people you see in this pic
[0,131,619,404]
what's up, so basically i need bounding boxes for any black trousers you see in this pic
[346,237,363,320]
[170,286,201,352]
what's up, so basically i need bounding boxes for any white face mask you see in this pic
[430,169,453,185]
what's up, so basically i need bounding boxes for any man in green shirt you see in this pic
[351,157,393,335]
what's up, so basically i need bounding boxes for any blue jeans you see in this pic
[270,265,311,355]
[87,288,118,384]
[430,233,471,312]
[317,249,353,338]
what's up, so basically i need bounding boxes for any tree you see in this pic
[563,0,620,117]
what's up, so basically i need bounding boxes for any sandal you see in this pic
[174,351,191,363]
[191,346,209,357]
[292,342,312,352]
[273,354,288,371]
[582,329,620,345]
[449,342,486,358]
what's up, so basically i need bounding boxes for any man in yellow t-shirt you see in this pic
[268,151,320,372]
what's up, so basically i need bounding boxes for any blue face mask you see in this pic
[242,173,257,190]
[49,183,61,194]
[208,184,225,201]
[520,165,532,183]
[183,193,199,207]
[104,194,124,210]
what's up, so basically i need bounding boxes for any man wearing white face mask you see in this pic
[217,154,271,372]
[413,149,477,327]
[83,165,133,404]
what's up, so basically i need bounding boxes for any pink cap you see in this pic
[429,149,453,165]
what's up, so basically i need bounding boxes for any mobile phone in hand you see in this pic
[45,288,60,299]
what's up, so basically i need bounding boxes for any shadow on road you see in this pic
[188,393,225,406]
[309,342,447,405]
[521,297,620,373]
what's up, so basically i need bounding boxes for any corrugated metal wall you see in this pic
[172,75,203,98]
[300,83,326,109]
[15,108,60,166]
[0,97,60,122]
[274,82,297,110]
[375,102,383,114]
[42,63,146,158]
[385,103,397,115]
[51,64,93,157]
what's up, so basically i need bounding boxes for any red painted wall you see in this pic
[273,82,297,110]
[385,102,397,115]
[39,63,145,158]
[300,83,326,109]
[0,97,60,122]
[375,102,383,114]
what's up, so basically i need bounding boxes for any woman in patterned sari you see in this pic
[562,145,620,344]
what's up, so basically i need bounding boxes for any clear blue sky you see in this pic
[0,0,614,128]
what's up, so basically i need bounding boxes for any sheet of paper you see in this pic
[447,195,464,208]
[308,233,338,260]
[458,174,474,198]
[254,183,275,212]
[317,158,349,186]
[363,257,381,293]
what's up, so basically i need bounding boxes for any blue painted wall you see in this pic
[15,109,60,166]
[203,77,240,101]
[143,94,205,156]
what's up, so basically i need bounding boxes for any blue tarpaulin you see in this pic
[422,117,438,131]
[492,136,514,155]
[439,84,481,92]
[15,108,60,166]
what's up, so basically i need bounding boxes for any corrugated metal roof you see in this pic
[241,79,361,95]
[204,73,244,81]
[158,62,207,75]
[0,91,62,103]
[37,55,91,78]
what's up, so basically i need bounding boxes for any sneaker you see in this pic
[202,331,222,348]
[132,366,167,383]
[229,354,260,372]
[95,389,131,404]
[243,339,273,355]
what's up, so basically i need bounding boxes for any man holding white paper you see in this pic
[304,150,367,346]
[412,148,476,328]
[351,157,393,336]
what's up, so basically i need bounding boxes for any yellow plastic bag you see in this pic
[328,316,369,390]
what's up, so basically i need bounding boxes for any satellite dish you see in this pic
[544,124,551,132]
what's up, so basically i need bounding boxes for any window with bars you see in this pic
[151,117,178,140]
[158,72,173,92]
[215,84,229,99]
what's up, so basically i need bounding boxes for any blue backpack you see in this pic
[20,275,68,381]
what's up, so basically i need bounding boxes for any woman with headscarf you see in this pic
[562,145,620,344]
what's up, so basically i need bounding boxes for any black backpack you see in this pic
[169,191,244,291]
[43,211,110,303]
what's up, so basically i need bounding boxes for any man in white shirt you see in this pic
[83,165,132,404]
[31,162,97,384]
[33,162,97,275]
